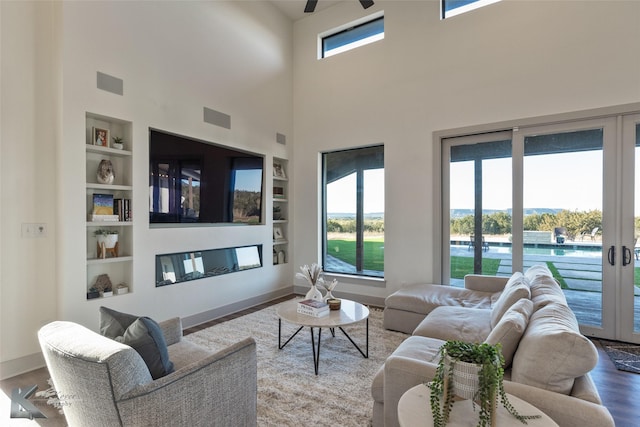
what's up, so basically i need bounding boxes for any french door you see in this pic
[442,113,640,343]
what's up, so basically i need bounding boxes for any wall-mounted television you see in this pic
[149,129,263,225]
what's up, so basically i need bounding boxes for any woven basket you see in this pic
[444,355,481,400]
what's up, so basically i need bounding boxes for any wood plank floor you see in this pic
[2,295,639,426]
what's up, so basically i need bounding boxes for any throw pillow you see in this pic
[99,307,175,380]
[490,272,531,328]
[99,306,138,337]
[484,298,533,367]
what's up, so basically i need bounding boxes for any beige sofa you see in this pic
[372,265,614,427]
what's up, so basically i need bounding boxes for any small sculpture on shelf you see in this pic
[94,274,113,298]
[97,159,115,184]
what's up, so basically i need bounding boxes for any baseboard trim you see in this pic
[0,352,46,381]
[181,287,294,329]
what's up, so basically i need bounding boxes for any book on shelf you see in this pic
[89,214,119,222]
[297,299,329,317]
[123,198,131,221]
[93,193,114,215]
[113,198,132,222]
[114,198,123,221]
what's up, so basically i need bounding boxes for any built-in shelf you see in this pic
[85,112,134,299]
[273,157,289,265]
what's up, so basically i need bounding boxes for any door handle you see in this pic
[608,246,615,266]
[623,246,632,266]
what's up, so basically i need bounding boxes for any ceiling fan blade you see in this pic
[304,0,318,13]
[359,0,374,9]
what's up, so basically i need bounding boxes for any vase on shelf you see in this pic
[305,285,323,301]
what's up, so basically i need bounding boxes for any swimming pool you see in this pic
[451,244,602,258]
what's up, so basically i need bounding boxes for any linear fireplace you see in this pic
[156,244,262,286]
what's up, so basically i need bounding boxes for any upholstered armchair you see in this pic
[38,318,257,427]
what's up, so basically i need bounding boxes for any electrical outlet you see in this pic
[21,223,47,238]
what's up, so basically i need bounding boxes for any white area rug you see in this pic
[184,298,407,426]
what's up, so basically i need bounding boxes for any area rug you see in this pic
[184,298,407,426]
[599,339,640,374]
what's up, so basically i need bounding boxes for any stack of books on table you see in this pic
[297,299,329,317]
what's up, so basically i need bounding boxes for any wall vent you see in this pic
[96,72,123,96]
[203,107,231,129]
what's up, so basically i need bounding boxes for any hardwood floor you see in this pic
[2,296,640,426]
[590,340,640,427]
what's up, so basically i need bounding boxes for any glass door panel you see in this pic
[447,136,512,287]
[522,129,604,328]
[624,116,640,342]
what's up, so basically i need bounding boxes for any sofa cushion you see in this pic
[490,272,530,328]
[100,306,175,379]
[511,302,598,395]
[484,298,533,367]
[413,306,492,343]
[385,283,494,315]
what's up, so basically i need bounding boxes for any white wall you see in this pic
[0,0,60,379]
[291,1,640,298]
[1,0,294,378]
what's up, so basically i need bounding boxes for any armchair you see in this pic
[38,319,257,427]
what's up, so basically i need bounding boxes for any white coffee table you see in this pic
[398,384,559,427]
[276,298,369,375]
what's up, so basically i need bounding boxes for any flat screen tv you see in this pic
[149,129,263,225]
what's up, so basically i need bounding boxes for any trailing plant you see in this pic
[428,341,541,427]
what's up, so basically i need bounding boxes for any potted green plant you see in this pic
[428,341,540,427]
[94,229,119,248]
[111,136,124,150]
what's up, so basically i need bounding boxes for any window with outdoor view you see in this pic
[322,145,384,278]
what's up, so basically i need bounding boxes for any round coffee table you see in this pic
[398,384,559,427]
[276,298,369,375]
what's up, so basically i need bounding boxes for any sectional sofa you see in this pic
[371,264,615,427]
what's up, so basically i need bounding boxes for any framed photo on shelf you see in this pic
[93,127,110,147]
[273,161,286,179]
[273,225,284,241]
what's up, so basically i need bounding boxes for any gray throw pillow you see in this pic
[99,306,175,379]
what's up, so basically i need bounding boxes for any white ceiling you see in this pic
[270,0,343,21]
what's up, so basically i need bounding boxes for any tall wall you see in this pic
[291,1,640,298]
[1,0,294,379]
[0,0,61,379]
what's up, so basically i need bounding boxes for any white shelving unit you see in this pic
[273,157,288,265]
[85,112,133,299]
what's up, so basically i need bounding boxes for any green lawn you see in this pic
[328,241,640,290]
[326,238,384,271]
[450,256,500,279]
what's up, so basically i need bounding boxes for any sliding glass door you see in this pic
[444,132,512,285]
[514,119,616,339]
[621,114,640,342]
[442,114,640,342]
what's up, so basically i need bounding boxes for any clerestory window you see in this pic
[320,13,384,58]
[442,0,501,19]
